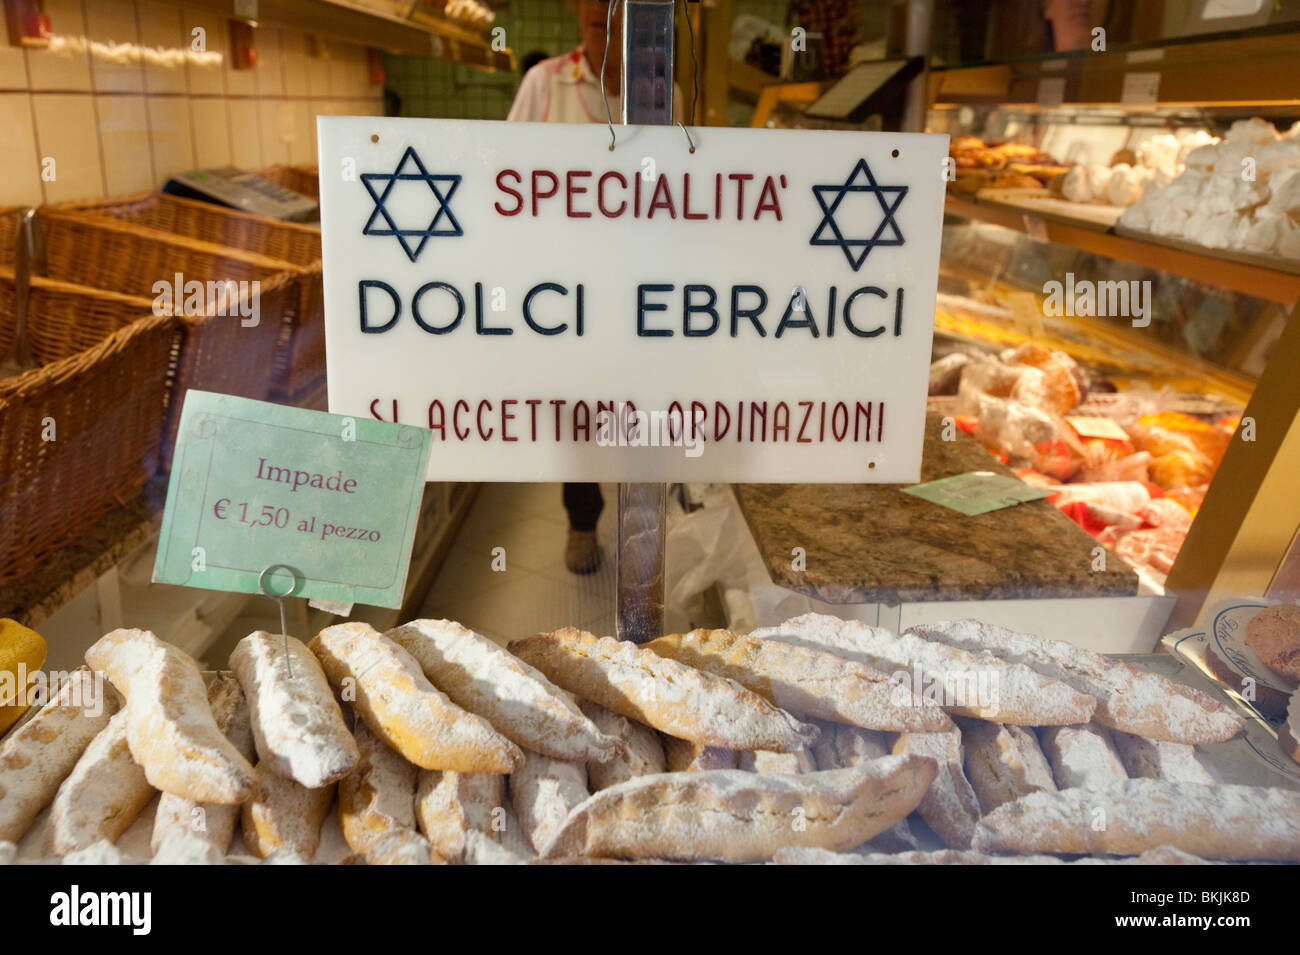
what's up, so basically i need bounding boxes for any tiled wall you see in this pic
[0,0,383,207]
[385,0,580,120]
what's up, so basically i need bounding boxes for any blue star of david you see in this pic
[361,146,463,262]
[810,159,907,272]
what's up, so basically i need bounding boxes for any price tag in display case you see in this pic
[152,391,431,608]
[1035,76,1065,109]
[317,118,948,483]
[1121,72,1161,108]
[1007,290,1046,338]
[902,470,1051,516]
[1066,415,1130,442]
[1021,214,1049,243]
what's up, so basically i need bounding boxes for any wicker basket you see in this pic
[51,196,326,399]
[33,209,299,463]
[257,164,320,201]
[0,272,178,587]
[60,192,321,265]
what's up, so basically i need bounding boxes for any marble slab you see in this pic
[733,413,1139,604]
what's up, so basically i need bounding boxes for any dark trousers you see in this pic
[563,483,604,532]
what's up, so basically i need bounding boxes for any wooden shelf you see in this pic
[181,0,513,71]
[930,30,1300,110]
[945,195,1300,307]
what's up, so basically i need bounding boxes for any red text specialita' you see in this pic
[366,396,887,446]
[212,499,382,542]
[357,282,907,340]
[493,169,788,221]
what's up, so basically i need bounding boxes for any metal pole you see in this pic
[616,0,673,643]
[900,0,934,133]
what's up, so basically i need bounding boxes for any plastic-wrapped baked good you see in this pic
[1061,165,1091,202]
[1259,172,1300,219]
[928,352,970,395]
[1225,117,1280,145]
[1106,164,1145,207]
[1241,217,1281,252]
[958,354,1035,400]
[1003,344,1082,416]
[1137,134,1180,177]
[1128,412,1230,463]
[1085,164,1113,199]
[967,392,1073,471]
[1149,450,1215,491]
[1078,442,1148,484]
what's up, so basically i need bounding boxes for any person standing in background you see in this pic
[507,0,681,574]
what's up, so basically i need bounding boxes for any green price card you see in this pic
[153,391,431,608]
[901,470,1050,516]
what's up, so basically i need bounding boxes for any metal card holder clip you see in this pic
[258,563,302,676]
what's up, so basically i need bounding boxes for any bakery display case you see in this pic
[924,27,1300,621]
[2,0,1300,884]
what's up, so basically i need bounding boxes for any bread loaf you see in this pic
[909,619,1244,743]
[338,719,420,856]
[364,828,444,865]
[230,631,358,788]
[578,700,667,790]
[1111,731,1216,784]
[152,673,254,855]
[85,629,255,803]
[660,734,736,773]
[755,614,1095,725]
[1038,723,1128,790]
[647,628,953,732]
[0,666,117,843]
[510,750,589,855]
[974,780,1300,860]
[543,756,938,862]
[737,748,817,774]
[509,629,819,752]
[310,622,522,773]
[893,728,981,849]
[415,770,505,863]
[807,722,915,852]
[240,763,334,859]
[960,719,1056,813]
[387,619,621,762]
[49,710,154,854]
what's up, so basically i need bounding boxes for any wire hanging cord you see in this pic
[675,0,699,153]
[603,0,701,154]
[678,0,699,126]
[601,0,622,151]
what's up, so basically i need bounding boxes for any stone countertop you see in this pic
[733,413,1139,604]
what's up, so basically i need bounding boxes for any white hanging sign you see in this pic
[318,118,947,483]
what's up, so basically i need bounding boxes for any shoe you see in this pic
[565,529,601,574]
